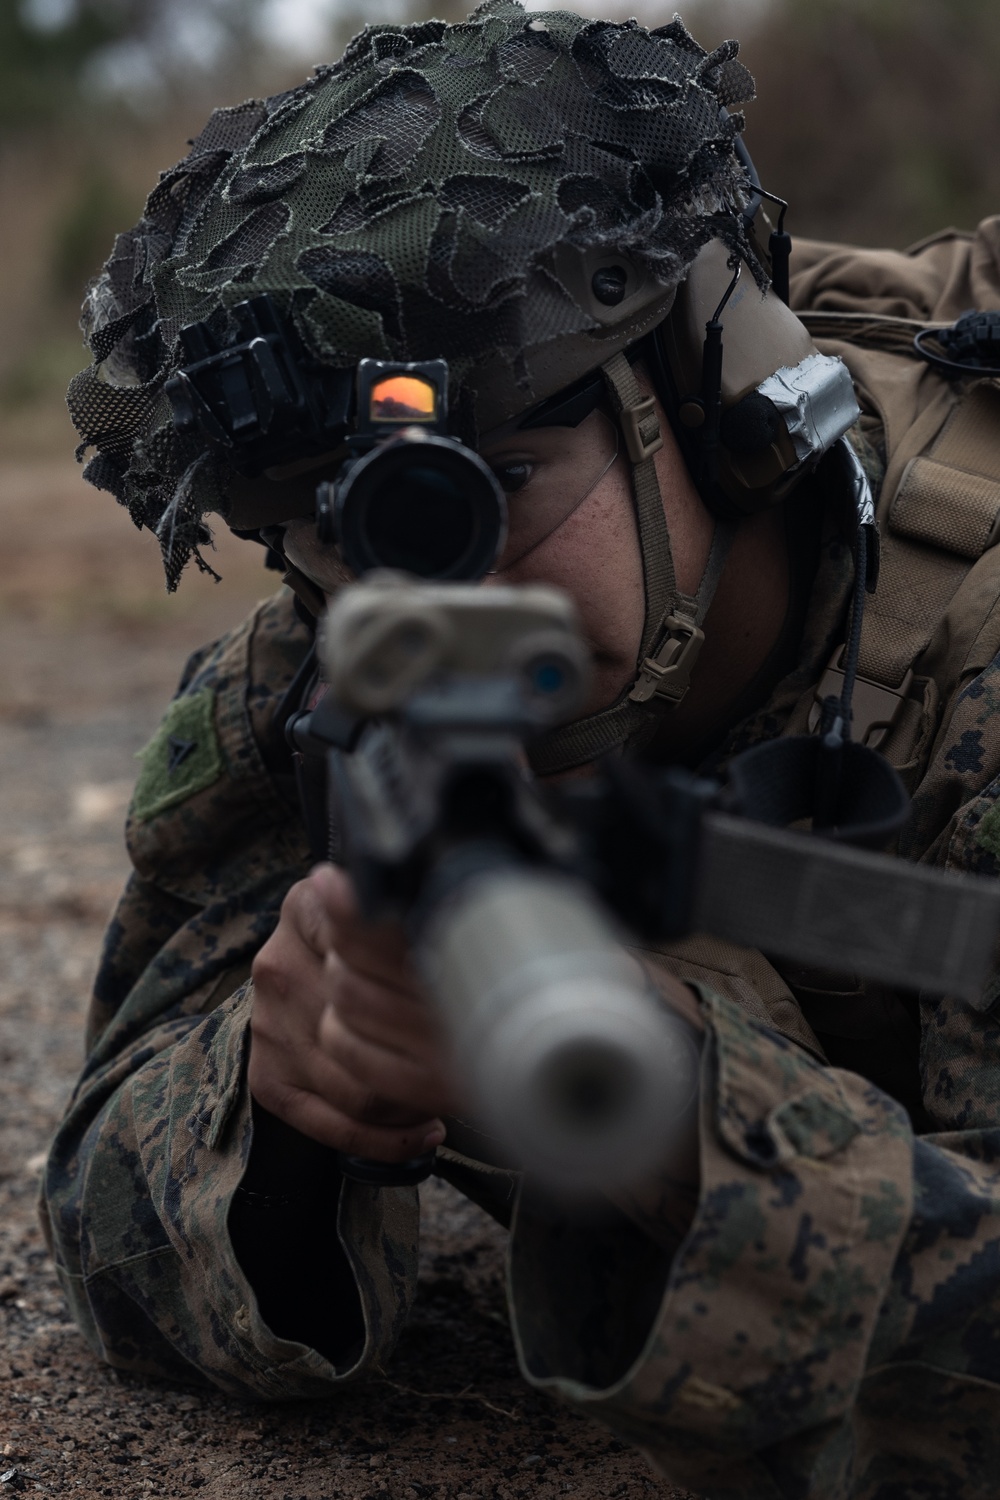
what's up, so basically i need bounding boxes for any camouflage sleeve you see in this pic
[507,988,1000,1498]
[40,589,420,1398]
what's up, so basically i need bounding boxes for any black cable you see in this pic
[913,325,1000,380]
[840,526,868,731]
[711,259,743,326]
[700,260,743,487]
[752,188,791,306]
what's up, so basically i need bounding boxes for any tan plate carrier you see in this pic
[801,312,1000,762]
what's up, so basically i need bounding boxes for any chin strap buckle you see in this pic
[619,394,664,465]
[629,611,705,705]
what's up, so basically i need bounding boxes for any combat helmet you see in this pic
[68,1,867,771]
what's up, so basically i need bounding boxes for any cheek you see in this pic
[501,461,644,665]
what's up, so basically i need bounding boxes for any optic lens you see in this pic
[369,374,438,423]
[363,465,475,576]
[336,434,508,581]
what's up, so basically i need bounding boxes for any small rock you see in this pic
[0,1282,19,1302]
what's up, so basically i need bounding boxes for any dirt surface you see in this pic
[0,445,692,1499]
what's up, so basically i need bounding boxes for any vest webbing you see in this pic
[858,379,1000,691]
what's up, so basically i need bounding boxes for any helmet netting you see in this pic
[68,2,761,589]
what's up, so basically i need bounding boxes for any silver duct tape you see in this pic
[758,353,861,466]
[694,812,1000,1004]
[839,433,877,529]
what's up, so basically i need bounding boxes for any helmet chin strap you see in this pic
[528,352,735,777]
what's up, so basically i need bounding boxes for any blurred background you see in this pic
[3,0,1000,538]
[4,0,1000,468]
[1,0,1000,687]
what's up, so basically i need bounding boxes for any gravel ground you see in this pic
[0,455,692,1500]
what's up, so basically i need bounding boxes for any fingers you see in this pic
[255,867,415,997]
[248,868,458,1162]
[322,951,440,1054]
[257,876,336,976]
[255,1076,445,1162]
[255,977,433,1123]
[308,864,414,988]
[317,984,460,1119]
[249,1000,447,1161]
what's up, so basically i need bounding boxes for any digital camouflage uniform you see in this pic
[39,0,1000,1489]
[41,215,1000,1498]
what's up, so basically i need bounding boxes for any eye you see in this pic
[488,460,533,494]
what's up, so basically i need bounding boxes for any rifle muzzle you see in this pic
[419,869,700,1192]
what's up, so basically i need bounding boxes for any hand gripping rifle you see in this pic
[291,573,1000,1193]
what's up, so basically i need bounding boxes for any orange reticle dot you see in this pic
[370,374,437,421]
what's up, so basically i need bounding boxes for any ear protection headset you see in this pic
[648,235,859,522]
[524,139,873,775]
[518,126,860,530]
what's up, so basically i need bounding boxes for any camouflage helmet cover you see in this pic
[68,1,761,588]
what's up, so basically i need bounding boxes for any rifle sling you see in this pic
[695,810,1000,1004]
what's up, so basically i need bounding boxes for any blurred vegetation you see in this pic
[1,0,999,450]
[739,0,1000,246]
[0,0,278,435]
[0,0,269,133]
[50,166,133,297]
[0,1,124,132]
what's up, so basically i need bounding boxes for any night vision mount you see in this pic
[164,295,354,474]
[166,306,508,582]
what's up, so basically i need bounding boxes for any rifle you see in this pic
[290,572,1000,1193]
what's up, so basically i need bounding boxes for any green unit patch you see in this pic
[132,687,223,823]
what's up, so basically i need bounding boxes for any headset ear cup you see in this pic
[655,239,828,516]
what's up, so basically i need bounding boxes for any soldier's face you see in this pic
[479,371,714,719]
[281,369,716,721]
[481,371,792,746]
[281,367,789,739]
